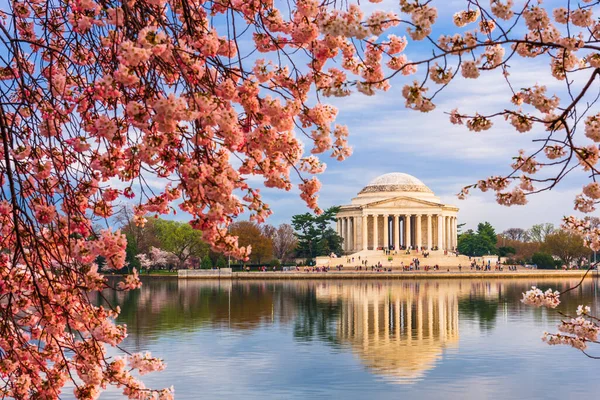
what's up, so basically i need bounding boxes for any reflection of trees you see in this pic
[290,288,342,345]
[458,297,498,331]
[100,278,294,348]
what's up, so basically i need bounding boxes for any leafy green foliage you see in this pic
[457,222,498,257]
[497,246,516,257]
[531,252,556,269]
[201,255,213,270]
[270,259,281,267]
[291,206,343,258]
[153,219,208,268]
[216,255,227,269]
[124,232,140,272]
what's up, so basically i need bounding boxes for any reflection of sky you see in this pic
[73,279,600,399]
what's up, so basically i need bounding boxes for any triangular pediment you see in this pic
[363,196,443,209]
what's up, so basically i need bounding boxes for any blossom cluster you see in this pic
[541,305,599,351]
[521,286,561,308]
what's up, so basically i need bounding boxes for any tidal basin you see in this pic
[96,277,600,399]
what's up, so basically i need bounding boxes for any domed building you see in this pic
[336,173,459,254]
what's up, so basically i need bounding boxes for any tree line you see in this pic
[117,205,345,271]
[458,220,595,269]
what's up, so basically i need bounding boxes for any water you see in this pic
[97,278,600,399]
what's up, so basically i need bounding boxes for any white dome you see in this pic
[359,173,432,194]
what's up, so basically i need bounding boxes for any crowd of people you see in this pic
[244,248,525,274]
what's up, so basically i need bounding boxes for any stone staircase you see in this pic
[317,249,478,270]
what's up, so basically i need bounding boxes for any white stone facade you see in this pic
[336,173,459,253]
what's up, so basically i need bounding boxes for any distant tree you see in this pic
[201,255,213,270]
[543,231,589,266]
[137,247,177,271]
[477,222,497,247]
[496,235,542,263]
[291,206,342,258]
[531,252,556,270]
[498,246,516,257]
[124,234,140,273]
[271,224,299,262]
[528,223,555,243]
[216,256,228,269]
[270,259,281,267]
[117,207,161,268]
[502,228,529,242]
[154,219,208,268]
[316,227,344,256]
[230,221,273,263]
[457,222,498,257]
[261,224,277,241]
[458,230,478,257]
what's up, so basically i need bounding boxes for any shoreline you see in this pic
[176,269,598,280]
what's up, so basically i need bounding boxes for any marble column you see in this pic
[442,215,446,250]
[454,217,458,250]
[362,215,368,251]
[353,217,357,252]
[383,214,389,250]
[437,214,443,250]
[449,217,454,250]
[405,214,412,249]
[373,214,378,250]
[416,214,422,250]
[337,218,341,237]
[394,215,400,251]
[341,217,346,251]
[446,216,451,251]
[427,214,432,250]
[443,216,448,250]
[346,217,352,252]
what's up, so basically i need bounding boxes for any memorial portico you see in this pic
[336,173,459,254]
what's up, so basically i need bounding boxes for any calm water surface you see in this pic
[97,277,600,399]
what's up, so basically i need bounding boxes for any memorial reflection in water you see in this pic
[316,282,462,383]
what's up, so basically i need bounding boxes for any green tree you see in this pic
[531,252,556,269]
[201,255,213,270]
[497,246,516,257]
[291,206,343,258]
[270,259,281,268]
[457,222,498,257]
[216,256,227,269]
[124,232,140,273]
[542,230,589,266]
[477,222,497,246]
[315,227,343,256]
[154,219,208,268]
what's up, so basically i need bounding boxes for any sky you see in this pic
[247,0,596,233]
